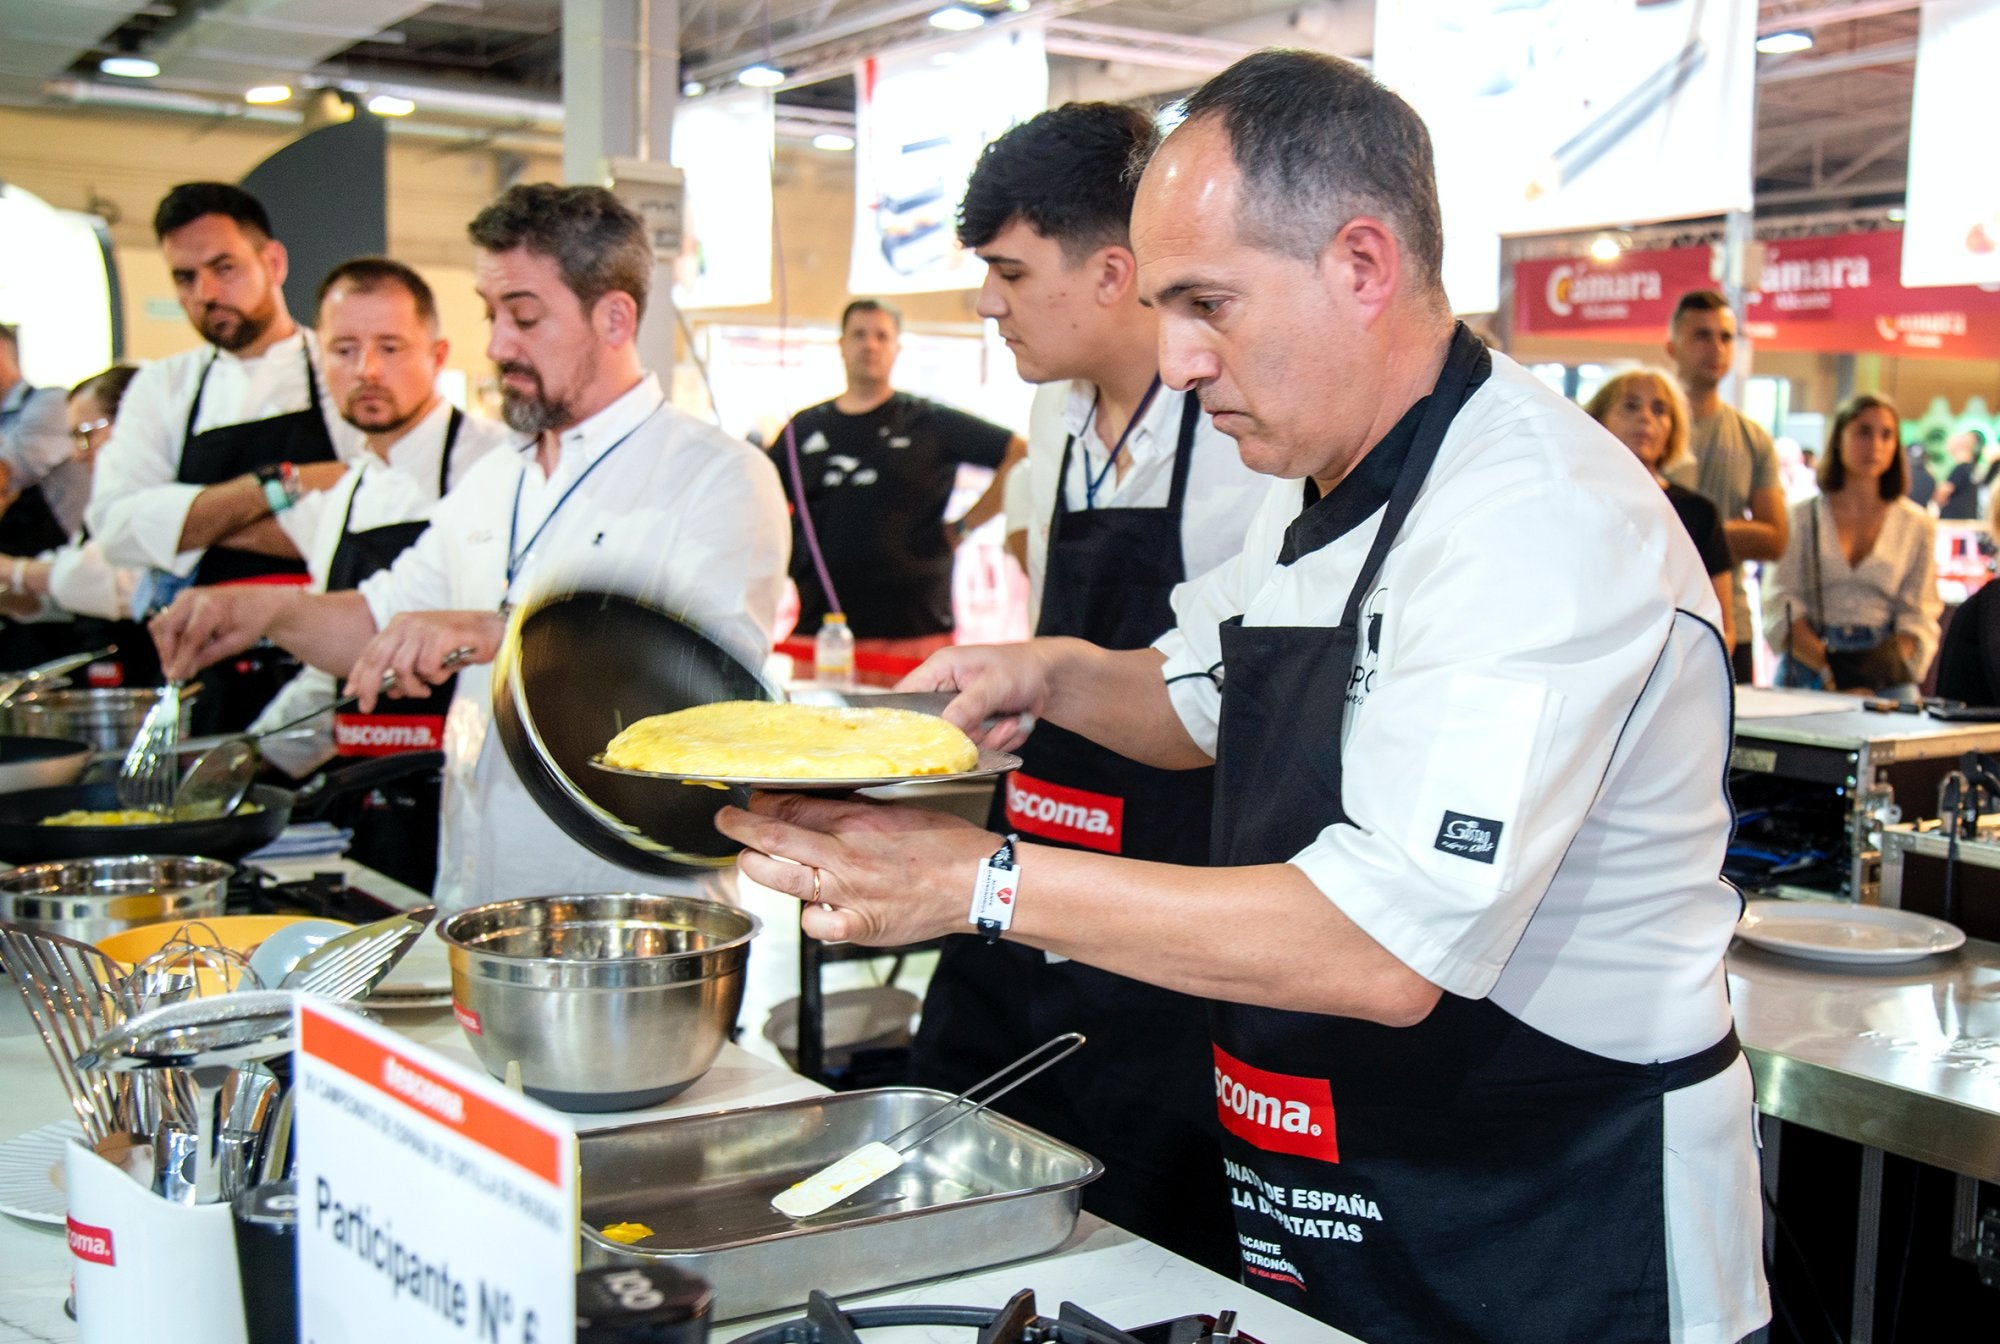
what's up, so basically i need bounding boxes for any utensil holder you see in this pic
[65,1139,249,1344]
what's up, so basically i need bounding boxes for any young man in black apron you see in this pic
[720,52,1766,1343]
[85,183,358,734]
[246,258,509,892]
[908,103,1269,1275]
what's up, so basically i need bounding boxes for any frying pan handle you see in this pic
[292,751,445,821]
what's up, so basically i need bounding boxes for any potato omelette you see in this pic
[603,701,979,779]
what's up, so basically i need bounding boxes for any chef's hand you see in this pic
[344,610,503,710]
[149,585,294,682]
[716,792,996,946]
[898,641,1057,752]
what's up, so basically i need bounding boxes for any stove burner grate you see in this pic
[725,1289,1256,1344]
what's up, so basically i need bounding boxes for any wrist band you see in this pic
[969,832,1020,944]
[5,558,22,592]
[256,463,303,514]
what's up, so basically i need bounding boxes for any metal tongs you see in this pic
[0,645,118,710]
[771,1032,1085,1219]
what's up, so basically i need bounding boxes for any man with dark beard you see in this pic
[87,181,365,730]
[151,184,788,909]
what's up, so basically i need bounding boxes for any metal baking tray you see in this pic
[578,1087,1102,1319]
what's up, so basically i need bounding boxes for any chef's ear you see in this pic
[261,238,290,289]
[590,289,641,346]
[1322,216,1399,322]
[1093,245,1138,308]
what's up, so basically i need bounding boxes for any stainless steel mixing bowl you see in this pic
[0,854,233,944]
[437,893,760,1112]
[6,688,198,755]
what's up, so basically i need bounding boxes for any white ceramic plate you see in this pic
[0,1120,81,1224]
[1736,899,1966,964]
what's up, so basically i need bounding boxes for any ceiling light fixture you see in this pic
[99,56,160,79]
[1007,0,1031,11]
[1588,234,1623,263]
[929,5,988,31]
[813,132,856,152]
[367,94,415,116]
[682,79,706,97]
[1755,31,1813,55]
[738,64,785,87]
[244,85,291,104]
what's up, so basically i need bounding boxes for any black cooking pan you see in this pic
[0,735,94,795]
[491,588,778,875]
[0,752,444,864]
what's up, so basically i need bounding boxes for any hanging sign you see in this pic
[670,89,775,310]
[1514,245,1718,336]
[1902,0,2000,288]
[848,25,1047,295]
[294,1000,577,1344]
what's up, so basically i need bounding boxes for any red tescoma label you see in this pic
[1004,772,1124,854]
[67,1216,115,1266]
[453,1002,483,1035]
[1213,1043,1339,1163]
[334,713,445,757]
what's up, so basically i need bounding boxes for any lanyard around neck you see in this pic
[503,402,660,599]
[1082,375,1163,510]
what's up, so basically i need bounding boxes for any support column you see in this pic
[1720,208,1755,407]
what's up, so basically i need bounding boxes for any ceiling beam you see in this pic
[1759,38,1916,83]
[1757,0,1919,35]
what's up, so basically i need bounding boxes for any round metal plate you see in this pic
[491,589,779,875]
[588,749,1022,792]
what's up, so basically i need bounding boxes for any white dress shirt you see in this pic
[1018,379,1268,624]
[359,374,790,911]
[1155,351,1763,1343]
[250,401,513,776]
[1761,493,1942,674]
[85,329,365,574]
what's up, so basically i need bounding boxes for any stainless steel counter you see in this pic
[1729,939,2000,1181]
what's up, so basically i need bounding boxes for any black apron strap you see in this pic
[181,352,219,447]
[1163,391,1199,513]
[438,407,462,495]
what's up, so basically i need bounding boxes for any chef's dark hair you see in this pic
[467,184,652,322]
[1819,393,1907,501]
[317,257,441,335]
[1172,50,1444,293]
[841,298,901,333]
[69,364,140,418]
[153,182,273,243]
[958,102,1156,262]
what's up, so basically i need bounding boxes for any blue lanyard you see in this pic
[1082,375,1163,510]
[503,402,661,598]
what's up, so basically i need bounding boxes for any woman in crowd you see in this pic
[1585,367,1735,650]
[0,365,157,682]
[1765,393,1941,700]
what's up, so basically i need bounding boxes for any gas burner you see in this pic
[725,1289,1258,1344]
[223,865,404,924]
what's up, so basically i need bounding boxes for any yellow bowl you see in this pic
[96,914,354,993]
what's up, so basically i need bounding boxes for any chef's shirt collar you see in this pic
[1060,378,1162,453]
[0,380,27,417]
[208,326,307,370]
[523,372,663,478]
[1278,394,1428,566]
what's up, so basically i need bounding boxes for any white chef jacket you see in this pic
[1156,350,1765,1344]
[249,400,513,777]
[1017,380,1266,624]
[359,374,790,911]
[85,329,365,575]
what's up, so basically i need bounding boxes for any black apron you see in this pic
[909,392,1238,1274]
[1207,324,1741,1341]
[318,409,462,895]
[175,343,339,734]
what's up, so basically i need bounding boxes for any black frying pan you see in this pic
[0,782,294,863]
[0,735,94,795]
[491,589,778,875]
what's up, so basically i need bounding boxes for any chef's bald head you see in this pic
[1160,50,1445,298]
[468,184,652,323]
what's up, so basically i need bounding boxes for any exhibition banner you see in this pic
[848,25,1046,295]
[1902,0,2000,288]
[1514,245,1718,336]
[1376,0,1755,315]
[670,88,775,309]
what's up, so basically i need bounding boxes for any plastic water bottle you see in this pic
[814,613,855,688]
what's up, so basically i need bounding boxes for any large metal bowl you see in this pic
[438,893,760,1113]
[7,688,197,755]
[0,854,233,944]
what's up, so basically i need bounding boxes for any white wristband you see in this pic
[969,833,1020,944]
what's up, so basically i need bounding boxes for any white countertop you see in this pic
[0,861,1351,1343]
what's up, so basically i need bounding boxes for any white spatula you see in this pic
[771,1031,1085,1220]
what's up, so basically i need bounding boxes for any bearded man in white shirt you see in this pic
[86,181,364,732]
[152,185,789,909]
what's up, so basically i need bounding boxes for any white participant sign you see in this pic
[294,1001,576,1344]
[1902,0,2000,288]
[671,89,776,309]
[849,25,1047,295]
[1375,0,1755,314]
